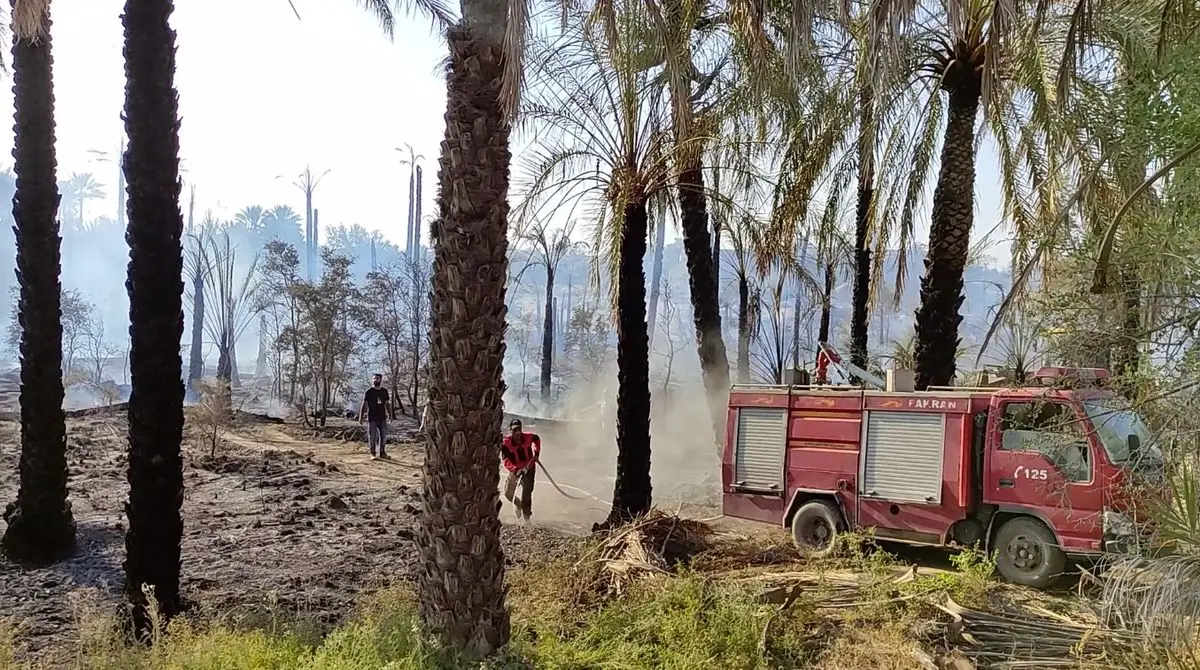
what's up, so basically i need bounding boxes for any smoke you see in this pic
[501,361,722,530]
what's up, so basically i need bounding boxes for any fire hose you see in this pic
[534,456,589,500]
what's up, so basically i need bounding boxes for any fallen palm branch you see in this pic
[590,510,715,595]
[934,597,1143,669]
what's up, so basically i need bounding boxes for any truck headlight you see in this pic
[1103,510,1136,538]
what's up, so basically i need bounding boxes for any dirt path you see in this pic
[0,412,579,662]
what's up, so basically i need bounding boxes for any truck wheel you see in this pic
[790,500,841,558]
[994,517,1066,588]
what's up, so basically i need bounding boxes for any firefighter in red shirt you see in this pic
[502,419,540,521]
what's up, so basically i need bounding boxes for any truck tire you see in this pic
[994,517,1066,588]
[790,500,841,558]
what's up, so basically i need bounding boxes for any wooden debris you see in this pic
[593,510,715,594]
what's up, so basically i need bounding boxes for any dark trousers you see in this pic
[503,464,536,517]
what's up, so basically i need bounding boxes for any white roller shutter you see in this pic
[734,408,788,494]
[862,411,944,504]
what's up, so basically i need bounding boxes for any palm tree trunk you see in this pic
[606,199,652,524]
[736,275,750,382]
[850,183,873,370]
[678,162,730,442]
[122,0,187,636]
[818,262,833,345]
[913,84,979,390]
[791,284,802,369]
[662,7,729,444]
[416,9,511,658]
[540,266,554,405]
[817,263,834,382]
[2,0,76,565]
[646,205,666,347]
[415,164,424,261]
[406,165,416,258]
[187,272,203,386]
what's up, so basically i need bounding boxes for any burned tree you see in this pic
[517,218,580,406]
[199,231,260,407]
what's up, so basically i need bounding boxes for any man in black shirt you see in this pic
[359,374,393,459]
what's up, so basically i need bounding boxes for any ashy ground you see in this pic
[0,404,587,662]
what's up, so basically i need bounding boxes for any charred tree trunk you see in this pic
[2,1,76,565]
[647,205,666,347]
[187,272,204,388]
[850,184,873,370]
[818,262,833,346]
[228,341,240,388]
[679,163,729,446]
[736,275,750,382]
[122,0,187,636]
[540,266,554,405]
[605,199,653,525]
[414,164,423,261]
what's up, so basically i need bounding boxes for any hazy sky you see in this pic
[0,0,1009,262]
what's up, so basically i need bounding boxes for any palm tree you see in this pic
[233,204,266,232]
[1,0,75,566]
[415,0,519,656]
[262,204,303,247]
[514,218,580,407]
[893,0,1057,389]
[183,231,208,393]
[121,0,189,635]
[725,213,762,383]
[289,166,330,280]
[200,232,260,391]
[397,144,423,258]
[63,172,105,227]
[520,6,671,524]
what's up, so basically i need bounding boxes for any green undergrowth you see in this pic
[0,534,1012,670]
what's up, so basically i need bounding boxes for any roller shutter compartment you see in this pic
[734,408,788,493]
[862,411,945,504]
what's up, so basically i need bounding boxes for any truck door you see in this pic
[984,395,1104,551]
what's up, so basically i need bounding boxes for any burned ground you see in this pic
[0,405,578,662]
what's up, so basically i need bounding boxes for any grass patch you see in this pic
[0,528,1090,670]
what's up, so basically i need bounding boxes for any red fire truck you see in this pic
[721,352,1160,587]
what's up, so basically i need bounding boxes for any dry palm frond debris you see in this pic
[591,510,715,594]
[933,597,1143,669]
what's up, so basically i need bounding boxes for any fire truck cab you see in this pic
[720,362,1159,588]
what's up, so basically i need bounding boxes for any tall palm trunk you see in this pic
[850,142,874,370]
[416,8,511,658]
[2,0,76,565]
[818,262,834,344]
[406,164,416,258]
[646,203,666,347]
[679,163,728,440]
[540,266,553,405]
[122,0,187,635]
[414,164,424,261]
[736,275,750,382]
[187,271,203,387]
[663,0,729,445]
[606,199,652,523]
[304,192,313,279]
[913,74,980,390]
[790,287,802,369]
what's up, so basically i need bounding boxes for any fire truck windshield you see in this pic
[1082,399,1160,467]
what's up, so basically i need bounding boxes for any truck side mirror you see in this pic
[1127,433,1141,455]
